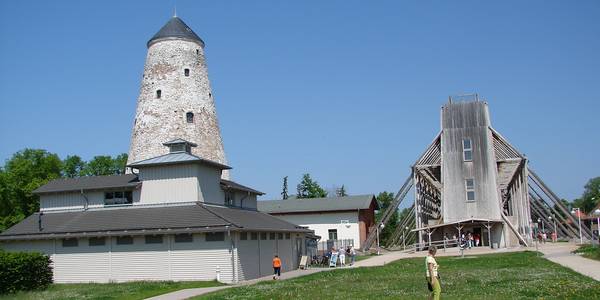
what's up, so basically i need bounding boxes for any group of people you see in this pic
[326,245,356,267]
[536,231,558,243]
[271,245,358,280]
[444,232,481,249]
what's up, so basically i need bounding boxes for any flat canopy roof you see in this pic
[412,218,503,232]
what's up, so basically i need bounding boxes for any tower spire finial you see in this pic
[173,5,177,17]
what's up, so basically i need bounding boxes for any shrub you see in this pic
[0,250,53,294]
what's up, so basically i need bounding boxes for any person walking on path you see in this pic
[272,255,282,280]
[426,245,441,300]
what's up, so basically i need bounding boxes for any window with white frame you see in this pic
[328,229,338,240]
[466,178,475,201]
[463,139,473,161]
[104,191,133,205]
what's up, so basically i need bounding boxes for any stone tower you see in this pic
[127,16,228,177]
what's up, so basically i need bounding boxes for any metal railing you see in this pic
[317,239,355,254]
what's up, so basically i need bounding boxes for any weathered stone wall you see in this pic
[127,39,228,178]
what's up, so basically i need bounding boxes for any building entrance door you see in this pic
[474,227,482,247]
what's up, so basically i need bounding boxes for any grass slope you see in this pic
[198,252,600,300]
[0,280,222,300]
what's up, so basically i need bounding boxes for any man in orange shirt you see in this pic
[272,255,282,280]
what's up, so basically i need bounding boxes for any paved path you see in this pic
[146,267,331,300]
[147,246,527,300]
[538,243,600,281]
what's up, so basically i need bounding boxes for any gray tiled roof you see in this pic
[0,203,310,240]
[258,195,378,214]
[33,174,139,194]
[128,152,231,170]
[220,179,264,195]
[148,17,204,48]
[205,206,300,231]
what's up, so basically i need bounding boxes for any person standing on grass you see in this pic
[426,245,441,300]
[272,255,282,280]
[349,245,356,266]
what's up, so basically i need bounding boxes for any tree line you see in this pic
[0,149,128,231]
[281,173,346,199]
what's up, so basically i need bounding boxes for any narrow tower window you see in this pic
[463,138,473,161]
[196,49,200,55]
[184,68,190,77]
[186,112,194,123]
[156,90,162,99]
[466,178,475,201]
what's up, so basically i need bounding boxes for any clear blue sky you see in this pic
[1,1,598,206]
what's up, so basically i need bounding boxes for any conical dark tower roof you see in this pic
[147,16,205,48]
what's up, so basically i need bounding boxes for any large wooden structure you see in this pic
[362,95,592,251]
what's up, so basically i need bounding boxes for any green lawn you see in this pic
[0,280,222,300]
[197,252,600,300]
[574,244,600,261]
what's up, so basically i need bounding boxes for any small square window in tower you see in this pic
[463,139,473,161]
[156,90,162,99]
[186,112,194,123]
[184,68,190,77]
[466,178,475,201]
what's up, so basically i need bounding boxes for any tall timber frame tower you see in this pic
[412,97,532,247]
[361,94,593,251]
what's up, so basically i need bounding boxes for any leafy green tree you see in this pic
[0,149,62,230]
[112,153,128,175]
[81,154,127,176]
[375,191,398,246]
[62,155,86,178]
[296,174,328,199]
[571,177,600,213]
[83,156,113,176]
